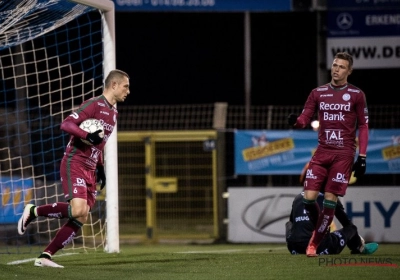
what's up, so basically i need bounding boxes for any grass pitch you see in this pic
[1,243,399,280]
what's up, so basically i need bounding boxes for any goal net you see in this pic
[0,0,117,254]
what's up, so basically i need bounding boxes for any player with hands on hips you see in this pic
[287,52,369,257]
[17,69,130,268]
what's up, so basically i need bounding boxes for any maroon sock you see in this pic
[311,199,336,246]
[43,219,83,256]
[36,202,70,219]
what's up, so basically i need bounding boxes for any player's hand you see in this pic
[288,114,298,127]
[85,129,103,145]
[96,165,106,190]
[352,155,366,177]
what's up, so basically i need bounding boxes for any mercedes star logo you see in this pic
[336,13,353,30]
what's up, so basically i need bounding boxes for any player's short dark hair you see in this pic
[104,69,129,88]
[334,52,353,69]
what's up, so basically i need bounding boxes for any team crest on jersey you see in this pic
[342,93,350,101]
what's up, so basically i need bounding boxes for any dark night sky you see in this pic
[115,11,397,106]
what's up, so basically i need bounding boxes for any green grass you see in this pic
[1,243,399,280]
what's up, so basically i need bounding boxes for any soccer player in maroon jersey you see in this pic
[287,52,369,257]
[18,69,130,267]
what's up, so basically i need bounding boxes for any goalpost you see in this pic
[0,0,119,254]
[74,0,120,255]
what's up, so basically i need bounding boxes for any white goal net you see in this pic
[0,0,116,254]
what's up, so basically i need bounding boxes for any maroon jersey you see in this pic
[295,83,369,156]
[61,95,118,171]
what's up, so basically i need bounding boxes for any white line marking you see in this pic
[7,252,78,265]
[177,246,287,254]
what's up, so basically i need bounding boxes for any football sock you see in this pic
[38,252,52,260]
[36,202,70,219]
[43,218,83,256]
[29,205,36,217]
[312,199,337,246]
[303,198,320,226]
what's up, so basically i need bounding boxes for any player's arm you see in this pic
[61,118,103,145]
[356,93,369,156]
[288,92,316,128]
[96,164,106,190]
[61,102,99,141]
[286,205,295,240]
[60,118,87,139]
[353,93,369,177]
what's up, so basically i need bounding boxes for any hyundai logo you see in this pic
[241,193,296,238]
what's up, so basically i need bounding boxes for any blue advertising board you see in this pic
[235,130,318,175]
[235,129,400,175]
[326,9,400,69]
[0,177,34,224]
[327,0,400,9]
[328,10,400,38]
[112,0,291,12]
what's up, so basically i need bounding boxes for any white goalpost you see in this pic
[73,0,120,254]
[0,0,119,254]
[73,0,120,255]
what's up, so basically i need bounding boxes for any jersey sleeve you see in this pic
[294,91,317,129]
[356,92,369,155]
[60,119,87,139]
[60,98,98,139]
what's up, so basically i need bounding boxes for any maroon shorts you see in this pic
[303,148,354,196]
[60,158,97,208]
